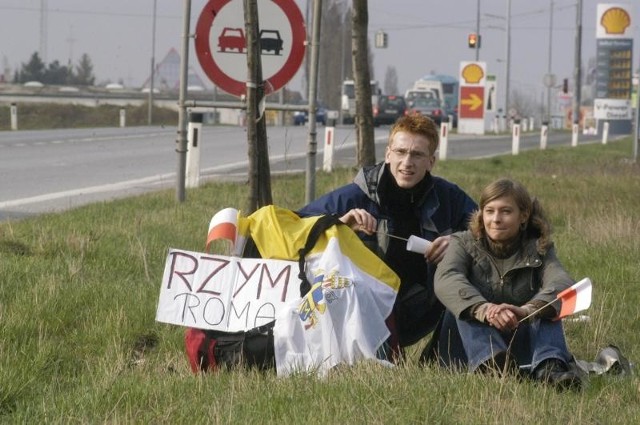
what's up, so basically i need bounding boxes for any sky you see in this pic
[1,0,638,111]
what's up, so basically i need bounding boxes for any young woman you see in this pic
[433,178,583,390]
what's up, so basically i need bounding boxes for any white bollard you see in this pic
[439,120,449,161]
[540,123,548,150]
[522,118,528,132]
[493,115,499,134]
[512,120,521,155]
[571,122,579,147]
[186,113,203,188]
[10,103,18,130]
[119,108,126,128]
[529,116,535,131]
[602,121,609,145]
[323,126,335,172]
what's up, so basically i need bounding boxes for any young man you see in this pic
[297,114,477,359]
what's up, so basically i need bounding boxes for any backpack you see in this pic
[185,213,342,373]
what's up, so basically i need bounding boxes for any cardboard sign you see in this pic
[156,248,300,332]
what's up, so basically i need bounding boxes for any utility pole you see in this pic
[304,0,323,204]
[148,0,157,125]
[176,0,191,203]
[504,0,511,117]
[572,0,583,126]
[546,0,554,124]
[475,0,480,61]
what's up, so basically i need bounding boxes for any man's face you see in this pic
[384,131,435,189]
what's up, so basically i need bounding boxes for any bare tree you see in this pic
[244,0,272,213]
[384,66,399,95]
[510,88,542,121]
[351,0,375,166]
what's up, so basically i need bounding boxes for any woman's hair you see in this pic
[388,114,439,155]
[469,178,552,252]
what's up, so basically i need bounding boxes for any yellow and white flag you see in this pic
[237,206,399,377]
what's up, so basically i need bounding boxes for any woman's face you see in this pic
[482,195,529,243]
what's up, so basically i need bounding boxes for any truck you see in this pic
[340,79,380,124]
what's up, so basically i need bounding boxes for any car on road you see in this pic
[373,95,407,126]
[259,30,283,55]
[218,27,246,53]
[406,97,446,126]
[293,105,327,126]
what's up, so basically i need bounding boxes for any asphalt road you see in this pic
[0,124,604,221]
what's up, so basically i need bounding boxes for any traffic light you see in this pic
[468,33,480,49]
[375,31,388,48]
[562,78,569,93]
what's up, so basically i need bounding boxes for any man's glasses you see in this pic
[390,147,431,160]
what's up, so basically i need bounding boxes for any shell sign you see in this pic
[596,4,633,38]
[461,63,484,85]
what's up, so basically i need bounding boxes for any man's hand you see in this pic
[339,209,377,235]
[485,303,528,332]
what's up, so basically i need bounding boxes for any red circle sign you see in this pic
[195,0,306,97]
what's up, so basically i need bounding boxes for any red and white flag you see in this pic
[557,277,592,319]
[205,208,238,251]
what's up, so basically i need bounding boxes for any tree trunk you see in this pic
[244,0,272,213]
[351,0,375,166]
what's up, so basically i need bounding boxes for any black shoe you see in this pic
[534,359,583,391]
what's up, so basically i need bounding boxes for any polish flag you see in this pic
[557,277,592,319]
[205,208,238,251]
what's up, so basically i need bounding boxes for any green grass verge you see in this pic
[1,138,639,423]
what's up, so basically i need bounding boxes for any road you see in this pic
[0,124,603,220]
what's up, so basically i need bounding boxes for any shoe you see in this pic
[476,352,519,377]
[534,359,583,391]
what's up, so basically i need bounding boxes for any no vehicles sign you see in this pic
[195,0,306,97]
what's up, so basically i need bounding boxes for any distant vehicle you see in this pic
[407,97,445,126]
[218,27,246,53]
[259,30,283,55]
[404,89,438,104]
[409,74,459,119]
[23,81,44,88]
[105,83,124,91]
[373,95,407,126]
[293,105,327,126]
[340,79,380,124]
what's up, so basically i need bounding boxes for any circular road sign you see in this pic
[195,0,306,97]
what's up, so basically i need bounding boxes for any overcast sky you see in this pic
[1,1,638,110]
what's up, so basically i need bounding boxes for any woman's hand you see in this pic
[339,209,377,235]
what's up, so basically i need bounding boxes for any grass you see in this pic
[1,137,639,423]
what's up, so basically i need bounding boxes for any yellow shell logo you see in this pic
[601,7,631,35]
[461,64,484,84]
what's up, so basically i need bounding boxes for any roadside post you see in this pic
[602,121,609,145]
[512,119,521,155]
[322,110,338,172]
[571,122,579,147]
[186,112,203,188]
[10,103,18,131]
[119,108,126,128]
[439,117,450,161]
[540,121,549,150]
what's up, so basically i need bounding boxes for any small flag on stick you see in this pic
[206,208,238,251]
[556,277,592,319]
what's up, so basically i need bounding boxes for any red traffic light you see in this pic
[468,33,480,49]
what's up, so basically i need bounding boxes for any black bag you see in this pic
[185,214,342,373]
